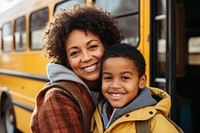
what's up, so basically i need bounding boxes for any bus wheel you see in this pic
[1,97,16,133]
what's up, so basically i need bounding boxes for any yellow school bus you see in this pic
[0,0,199,132]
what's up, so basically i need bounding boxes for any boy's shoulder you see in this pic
[136,111,184,133]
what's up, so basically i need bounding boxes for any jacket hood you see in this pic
[149,87,171,116]
[102,87,157,128]
[47,62,89,89]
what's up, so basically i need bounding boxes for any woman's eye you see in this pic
[70,51,79,57]
[89,45,98,50]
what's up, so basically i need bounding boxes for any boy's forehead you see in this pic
[102,57,135,69]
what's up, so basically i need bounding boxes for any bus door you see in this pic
[150,0,177,119]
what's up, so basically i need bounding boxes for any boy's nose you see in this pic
[110,80,121,89]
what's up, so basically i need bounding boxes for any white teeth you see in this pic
[85,65,95,70]
[84,64,96,72]
[111,94,122,97]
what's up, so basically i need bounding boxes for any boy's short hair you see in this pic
[101,43,146,78]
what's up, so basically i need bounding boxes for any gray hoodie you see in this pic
[46,62,99,105]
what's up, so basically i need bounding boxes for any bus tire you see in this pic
[0,96,17,133]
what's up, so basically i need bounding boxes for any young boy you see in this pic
[90,43,182,133]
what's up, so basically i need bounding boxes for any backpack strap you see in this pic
[136,111,184,133]
[136,118,151,133]
[43,81,90,133]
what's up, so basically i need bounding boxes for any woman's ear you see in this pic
[139,74,147,88]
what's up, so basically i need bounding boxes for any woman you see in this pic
[30,4,123,133]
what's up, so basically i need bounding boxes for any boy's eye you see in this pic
[102,76,112,81]
[121,76,130,80]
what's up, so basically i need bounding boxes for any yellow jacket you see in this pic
[91,87,180,133]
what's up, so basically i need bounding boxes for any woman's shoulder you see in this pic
[35,81,79,103]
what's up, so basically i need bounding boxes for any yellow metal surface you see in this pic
[0,51,49,75]
[0,74,47,107]
[138,0,150,86]
[14,106,32,133]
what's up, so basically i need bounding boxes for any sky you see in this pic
[0,0,22,14]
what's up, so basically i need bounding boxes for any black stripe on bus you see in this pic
[114,11,139,18]
[12,100,34,112]
[0,69,49,82]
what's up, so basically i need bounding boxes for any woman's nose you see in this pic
[81,51,92,62]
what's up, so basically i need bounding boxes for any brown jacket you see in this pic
[30,81,95,133]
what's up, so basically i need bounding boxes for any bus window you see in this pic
[118,15,139,46]
[188,37,200,65]
[30,7,49,50]
[2,22,12,52]
[156,1,167,79]
[152,0,167,89]
[14,16,26,51]
[95,0,139,46]
[54,0,85,13]
[95,0,138,16]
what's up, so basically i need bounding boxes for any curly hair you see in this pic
[42,4,123,66]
